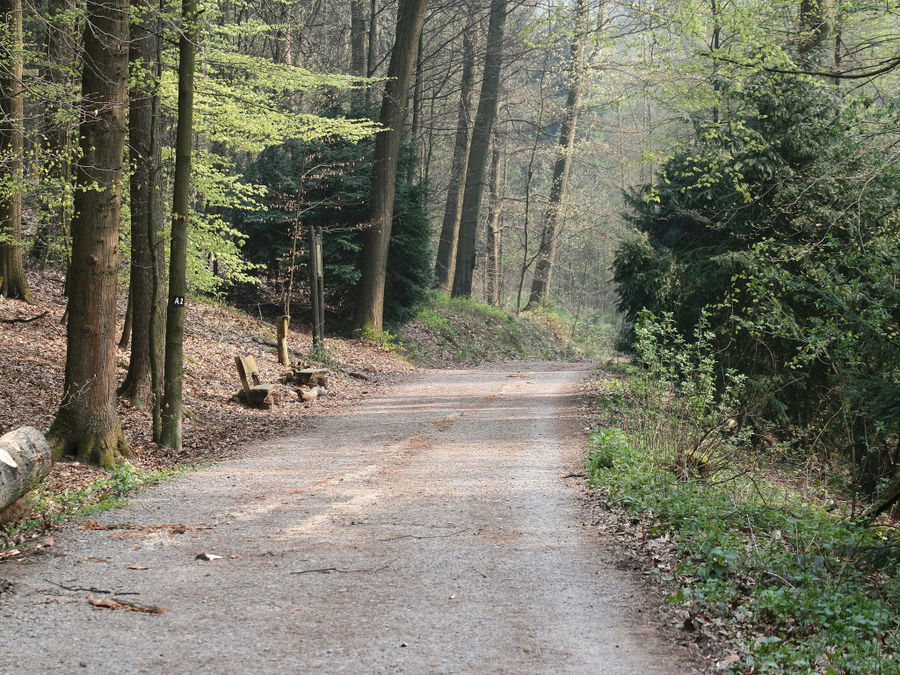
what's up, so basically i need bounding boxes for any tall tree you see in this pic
[433,6,476,291]
[451,0,507,298]
[160,0,198,451]
[798,0,835,66]
[484,139,503,305]
[119,0,165,428]
[47,0,131,466]
[31,0,78,266]
[526,0,590,308]
[0,0,34,302]
[353,0,429,332]
[350,0,367,76]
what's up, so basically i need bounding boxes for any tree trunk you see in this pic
[798,0,835,66]
[433,12,475,291]
[408,31,425,181]
[353,0,429,332]
[0,0,34,303]
[119,3,165,416]
[350,0,367,76]
[527,0,589,309]
[0,427,52,513]
[365,0,379,105]
[451,0,507,298]
[160,0,198,452]
[32,0,77,266]
[47,0,131,467]
[119,281,133,348]
[484,141,503,306]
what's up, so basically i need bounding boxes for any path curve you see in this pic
[1,363,691,673]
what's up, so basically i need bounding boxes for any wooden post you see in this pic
[309,226,325,351]
[276,315,290,365]
[315,226,324,342]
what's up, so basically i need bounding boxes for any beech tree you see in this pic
[526,0,590,308]
[451,0,506,298]
[31,0,78,267]
[0,0,34,302]
[354,0,429,332]
[160,0,197,452]
[119,0,165,433]
[484,138,503,305]
[433,3,477,291]
[47,0,131,466]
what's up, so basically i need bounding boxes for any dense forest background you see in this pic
[1,0,898,496]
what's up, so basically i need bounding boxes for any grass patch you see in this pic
[358,325,402,353]
[587,431,900,672]
[400,293,575,365]
[1,464,186,550]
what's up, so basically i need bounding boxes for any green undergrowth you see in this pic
[399,293,576,365]
[586,313,900,673]
[1,464,186,550]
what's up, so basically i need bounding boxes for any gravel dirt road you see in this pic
[0,363,695,673]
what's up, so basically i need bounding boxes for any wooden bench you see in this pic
[235,356,276,409]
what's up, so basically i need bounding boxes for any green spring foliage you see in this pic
[236,106,433,327]
[613,72,900,490]
[587,315,900,673]
[399,294,574,365]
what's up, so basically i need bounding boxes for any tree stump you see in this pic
[237,385,275,410]
[294,368,328,388]
[1,426,52,513]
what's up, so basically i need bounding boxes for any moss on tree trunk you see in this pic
[48,412,130,468]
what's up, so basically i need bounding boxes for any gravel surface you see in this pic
[0,362,695,673]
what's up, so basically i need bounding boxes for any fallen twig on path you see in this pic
[379,529,468,542]
[88,596,165,614]
[290,559,396,575]
[45,579,140,596]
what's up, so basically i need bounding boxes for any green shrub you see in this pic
[585,321,900,672]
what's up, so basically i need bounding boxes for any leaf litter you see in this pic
[1,268,414,545]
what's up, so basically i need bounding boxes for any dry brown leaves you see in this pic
[1,268,415,521]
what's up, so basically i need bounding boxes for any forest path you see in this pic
[0,363,693,673]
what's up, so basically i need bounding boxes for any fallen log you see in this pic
[1,426,52,513]
[861,475,900,524]
[0,311,48,324]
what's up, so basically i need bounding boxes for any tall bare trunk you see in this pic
[484,141,503,306]
[350,0,367,76]
[32,0,77,266]
[433,12,475,291]
[798,0,835,66]
[120,1,164,418]
[0,0,34,303]
[365,0,379,105]
[451,0,507,298]
[353,0,429,332]
[409,32,424,151]
[527,0,589,308]
[48,0,131,467]
[160,0,197,451]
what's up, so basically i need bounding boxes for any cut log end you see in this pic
[1,426,53,513]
